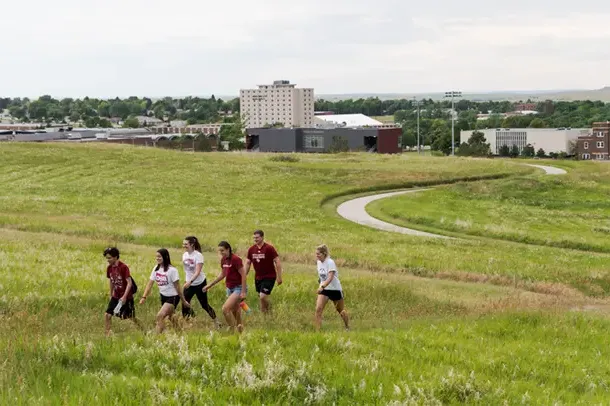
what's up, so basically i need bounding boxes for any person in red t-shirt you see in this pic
[245,229,283,314]
[103,247,142,336]
[203,241,247,333]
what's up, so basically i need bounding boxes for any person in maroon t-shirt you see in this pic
[103,247,142,336]
[244,229,283,314]
[203,241,247,333]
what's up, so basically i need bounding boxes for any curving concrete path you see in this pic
[336,164,566,238]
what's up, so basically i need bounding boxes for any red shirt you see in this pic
[222,254,244,289]
[247,243,279,280]
[107,261,133,300]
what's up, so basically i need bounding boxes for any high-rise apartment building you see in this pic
[240,80,314,128]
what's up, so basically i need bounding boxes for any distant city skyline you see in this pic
[3,0,610,98]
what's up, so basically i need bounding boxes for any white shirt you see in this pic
[182,251,205,286]
[317,257,342,291]
[150,266,180,296]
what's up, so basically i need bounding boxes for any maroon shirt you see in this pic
[247,243,279,280]
[222,254,244,289]
[107,261,133,300]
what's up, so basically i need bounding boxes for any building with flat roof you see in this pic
[240,80,314,129]
[245,127,401,154]
[461,128,588,155]
[576,122,610,160]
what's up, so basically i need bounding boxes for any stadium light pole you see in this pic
[413,97,420,154]
[444,91,462,156]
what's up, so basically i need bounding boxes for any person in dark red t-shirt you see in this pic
[245,229,283,314]
[103,247,143,336]
[203,241,247,333]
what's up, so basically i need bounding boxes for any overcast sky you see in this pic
[3,0,610,98]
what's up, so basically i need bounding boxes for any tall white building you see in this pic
[240,80,314,128]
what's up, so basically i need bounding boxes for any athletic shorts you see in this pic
[105,297,135,319]
[226,286,247,297]
[255,278,276,295]
[160,294,180,307]
[319,289,343,302]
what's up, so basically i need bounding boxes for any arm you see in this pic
[139,280,154,304]
[318,271,336,293]
[274,257,283,285]
[120,278,133,303]
[244,259,252,276]
[185,263,203,288]
[239,265,247,299]
[203,269,226,292]
[174,280,190,307]
[109,279,113,297]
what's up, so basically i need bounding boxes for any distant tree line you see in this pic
[0,96,240,127]
[2,95,609,155]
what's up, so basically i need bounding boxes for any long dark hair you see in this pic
[185,236,202,252]
[155,248,172,272]
[218,241,233,259]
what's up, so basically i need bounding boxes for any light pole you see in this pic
[445,91,462,156]
[413,97,420,154]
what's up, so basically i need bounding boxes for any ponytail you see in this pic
[185,236,202,252]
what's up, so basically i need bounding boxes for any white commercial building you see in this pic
[461,128,590,155]
[314,113,388,129]
[240,80,314,128]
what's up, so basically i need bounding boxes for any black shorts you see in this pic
[319,289,343,302]
[160,294,180,307]
[255,278,276,295]
[105,297,135,319]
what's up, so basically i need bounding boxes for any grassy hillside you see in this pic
[1,228,609,404]
[369,160,610,254]
[2,143,610,403]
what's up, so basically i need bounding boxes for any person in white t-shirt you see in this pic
[315,244,349,331]
[139,248,190,333]
[181,236,219,326]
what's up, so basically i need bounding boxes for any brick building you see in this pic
[576,122,610,160]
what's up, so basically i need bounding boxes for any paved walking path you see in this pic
[336,164,566,238]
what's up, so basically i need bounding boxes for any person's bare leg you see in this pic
[260,293,271,314]
[156,303,174,334]
[234,298,244,333]
[314,295,329,331]
[105,313,112,337]
[334,299,349,330]
[222,294,240,331]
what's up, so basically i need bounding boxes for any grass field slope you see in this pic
[1,144,610,404]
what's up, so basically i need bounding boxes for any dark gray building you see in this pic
[246,127,402,154]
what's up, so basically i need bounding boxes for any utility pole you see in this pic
[413,97,420,155]
[445,91,462,156]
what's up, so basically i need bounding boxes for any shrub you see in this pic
[269,154,300,163]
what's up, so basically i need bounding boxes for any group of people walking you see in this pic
[104,230,349,335]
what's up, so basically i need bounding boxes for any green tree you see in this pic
[122,116,140,128]
[529,118,546,128]
[218,121,245,150]
[328,136,349,153]
[536,148,546,158]
[509,144,520,158]
[499,144,510,157]
[457,142,471,156]
[466,130,491,156]
[521,144,535,157]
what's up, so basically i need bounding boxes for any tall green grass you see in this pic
[1,228,609,404]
